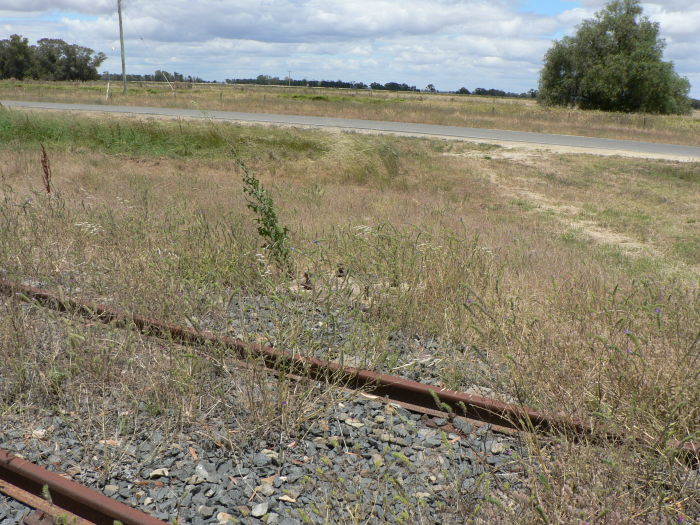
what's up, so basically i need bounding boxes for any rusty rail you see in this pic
[0,476,92,525]
[0,450,167,525]
[1,277,697,460]
[0,278,579,434]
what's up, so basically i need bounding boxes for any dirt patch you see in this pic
[516,189,655,255]
[442,142,698,163]
[473,156,659,257]
[475,155,700,277]
[443,149,547,167]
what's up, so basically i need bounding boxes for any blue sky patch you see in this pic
[520,0,580,16]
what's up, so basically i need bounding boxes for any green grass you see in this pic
[579,205,654,239]
[0,107,328,159]
[510,198,539,211]
[645,163,700,184]
[672,236,700,265]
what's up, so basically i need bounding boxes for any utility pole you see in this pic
[117,0,127,94]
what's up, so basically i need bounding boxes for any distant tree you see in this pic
[226,76,368,89]
[31,39,106,81]
[424,83,436,93]
[538,0,690,114]
[256,74,275,84]
[0,34,34,79]
[473,87,506,97]
[382,82,418,92]
[29,39,61,79]
[456,87,471,95]
[0,35,105,81]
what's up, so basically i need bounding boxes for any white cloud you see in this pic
[0,0,697,97]
[644,6,700,37]
[0,0,113,14]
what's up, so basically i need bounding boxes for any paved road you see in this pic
[3,99,699,160]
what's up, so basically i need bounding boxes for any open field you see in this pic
[1,79,700,147]
[1,107,699,523]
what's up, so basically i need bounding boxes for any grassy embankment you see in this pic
[0,107,699,523]
[1,79,699,147]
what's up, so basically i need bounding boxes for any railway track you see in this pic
[0,450,167,525]
[0,277,697,523]
[0,278,593,437]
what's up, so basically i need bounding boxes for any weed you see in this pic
[236,151,291,271]
[40,144,51,193]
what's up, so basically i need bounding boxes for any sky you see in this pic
[0,0,698,97]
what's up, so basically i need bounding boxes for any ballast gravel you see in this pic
[0,395,528,524]
[0,495,33,524]
[15,276,509,398]
[1,286,527,522]
[200,293,507,396]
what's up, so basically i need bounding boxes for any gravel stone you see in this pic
[251,501,269,517]
[491,442,506,454]
[148,468,169,479]
[256,482,275,497]
[198,505,216,518]
[196,462,219,483]
[103,484,119,496]
[216,512,235,524]
[452,417,474,434]
[253,453,271,467]
[216,294,508,394]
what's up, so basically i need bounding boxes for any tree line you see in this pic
[100,71,208,84]
[225,75,419,91]
[223,76,540,98]
[0,34,106,81]
[458,87,538,99]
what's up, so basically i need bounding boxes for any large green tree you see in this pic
[538,0,691,114]
[0,35,106,81]
[30,39,107,81]
[0,34,33,80]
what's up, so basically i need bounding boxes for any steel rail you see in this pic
[0,278,578,434]
[0,450,167,525]
[1,278,697,461]
[0,477,93,525]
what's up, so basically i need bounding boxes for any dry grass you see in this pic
[1,79,699,147]
[1,109,699,523]
[0,295,338,472]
